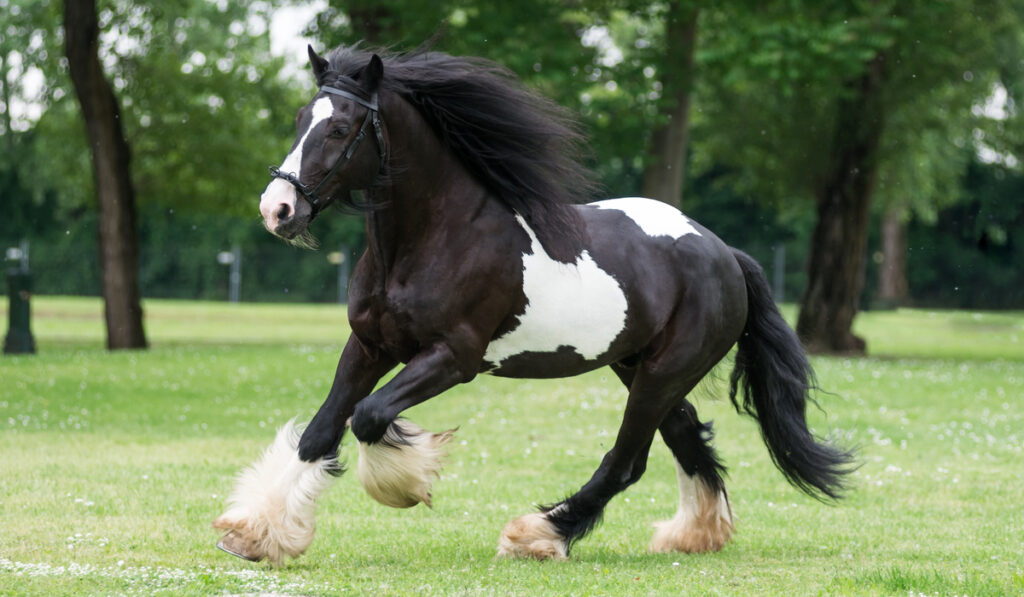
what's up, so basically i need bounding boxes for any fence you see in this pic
[1,208,365,304]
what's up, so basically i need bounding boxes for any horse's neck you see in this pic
[364,207,394,281]
[364,167,485,278]
[363,97,487,279]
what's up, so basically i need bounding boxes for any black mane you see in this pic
[323,45,597,261]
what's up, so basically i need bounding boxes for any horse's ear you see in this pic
[308,45,330,82]
[361,54,384,95]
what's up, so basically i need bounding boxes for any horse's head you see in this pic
[259,46,386,245]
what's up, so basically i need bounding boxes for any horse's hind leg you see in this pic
[497,280,742,560]
[614,366,734,553]
[650,401,733,553]
[497,364,704,560]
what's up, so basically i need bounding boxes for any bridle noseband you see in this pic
[269,81,387,220]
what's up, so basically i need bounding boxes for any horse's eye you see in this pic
[329,127,350,138]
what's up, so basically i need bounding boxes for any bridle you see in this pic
[268,79,387,221]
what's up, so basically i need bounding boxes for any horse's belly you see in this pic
[482,216,628,376]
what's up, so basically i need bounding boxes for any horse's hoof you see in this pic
[496,512,568,561]
[216,530,266,562]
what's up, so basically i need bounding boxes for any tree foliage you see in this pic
[2,0,1024,324]
[5,0,302,220]
[681,0,1024,352]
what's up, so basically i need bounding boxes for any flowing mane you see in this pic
[322,45,597,260]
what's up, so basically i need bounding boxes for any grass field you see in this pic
[1,296,1022,596]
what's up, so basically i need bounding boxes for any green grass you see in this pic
[2,297,1023,596]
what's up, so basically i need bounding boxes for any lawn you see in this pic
[1,297,1022,596]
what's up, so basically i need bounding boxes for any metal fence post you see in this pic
[4,241,36,355]
[229,244,241,304]
[327,245,350,304]
[218,245,242,303]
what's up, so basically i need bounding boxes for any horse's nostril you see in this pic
[275,203,293,222]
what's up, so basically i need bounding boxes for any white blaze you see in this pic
[259,97,335,224]
[592,197,701,239]
[484,216,628,367]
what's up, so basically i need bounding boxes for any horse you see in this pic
[212,44,855,564]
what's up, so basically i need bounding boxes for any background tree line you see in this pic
[1,0,1022,354]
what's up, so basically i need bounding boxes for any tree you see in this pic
[8,0,302,343]
[64,0,147,349]
[311,0,599,106]
[77,1,300,219]
[639,0,698,208]
[876,207,909,306]
[795,50,886,353]
[694,1,1024,353]
[798,0,1024,352]
[1,0,68,241]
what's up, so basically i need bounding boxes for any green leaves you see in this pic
[3,0,304,219]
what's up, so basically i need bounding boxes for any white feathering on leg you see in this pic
[357,419,455,508]
[496,512,568,561]
[212,419,338,564]
[649,460,734,554]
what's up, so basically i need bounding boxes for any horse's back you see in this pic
[580,197,745,303]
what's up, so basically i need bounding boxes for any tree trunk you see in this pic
[877,207,910,308]
[1,52,13,145]
[64,0,147,350]
[796,54,887,355]
[641,1,699,209]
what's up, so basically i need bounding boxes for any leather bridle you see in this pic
[268,80,387,221]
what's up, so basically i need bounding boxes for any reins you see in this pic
[269,79,387,221]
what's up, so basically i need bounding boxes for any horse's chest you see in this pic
[347,281,421,362]
[482,217,628,373]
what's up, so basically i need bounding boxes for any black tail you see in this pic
[728,250,857,500]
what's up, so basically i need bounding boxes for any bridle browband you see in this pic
[268,80,387,220]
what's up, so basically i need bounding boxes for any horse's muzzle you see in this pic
[260,177,315,240]
[270,209,311,240]
[261,195,313,241]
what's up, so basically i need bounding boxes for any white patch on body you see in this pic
[591,197,702,239]
[212,419,338,564]
[483,216,628,368]
[259,97,335,226]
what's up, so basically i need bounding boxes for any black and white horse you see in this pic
[213,45,855,564]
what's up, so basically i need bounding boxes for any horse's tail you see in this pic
[728,249,857,500]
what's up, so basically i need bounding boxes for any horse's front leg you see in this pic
[213,337,396,564]
[298,338,398,462]
[348,341,474,509]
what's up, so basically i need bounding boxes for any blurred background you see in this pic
[2,0,1022,354]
